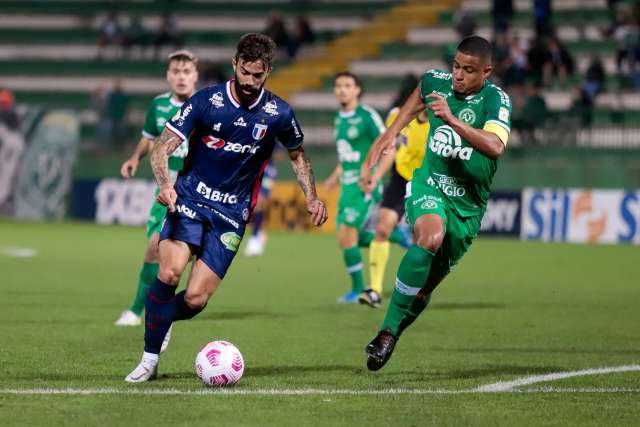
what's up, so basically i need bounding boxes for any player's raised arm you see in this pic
[288,146,328,227]
[426,92,506,159]
[150,127,183,212]
[365,87,425,169]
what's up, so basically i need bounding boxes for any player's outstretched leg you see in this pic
[126,239,191,382]
[125,277,176,383]
[366,214,443,371]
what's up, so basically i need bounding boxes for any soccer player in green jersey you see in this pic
[324,71,402,304]
[115,50,199,327]
[362,36,512,370]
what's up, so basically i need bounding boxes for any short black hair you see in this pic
[235,33,276,69]
[457,35,493,63]
[334,71,363,90]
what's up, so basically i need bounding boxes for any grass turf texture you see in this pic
[0,219,638,426]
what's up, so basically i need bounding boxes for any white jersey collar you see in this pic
[226,80,265,110]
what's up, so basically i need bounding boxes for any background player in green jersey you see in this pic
[115,50,198,326]
[362,36,512,370]
[324,71,397,304]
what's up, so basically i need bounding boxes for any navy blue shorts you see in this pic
[159,201,246,279]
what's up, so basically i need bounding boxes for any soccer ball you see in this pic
[195,340,244,386]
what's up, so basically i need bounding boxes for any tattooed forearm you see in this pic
[289,147,318,200]
[151,128,182,187]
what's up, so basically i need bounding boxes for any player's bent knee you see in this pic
[415,231,444,253]
[158,265,182,285]
[184,292,209,309]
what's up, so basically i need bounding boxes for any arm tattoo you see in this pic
[289,148,318,200]
[150,128,182,187]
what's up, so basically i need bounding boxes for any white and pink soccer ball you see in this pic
[195,340,244,386]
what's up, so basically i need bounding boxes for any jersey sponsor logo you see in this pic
[262,100,279,116]
[252,123,268,140]
[209,92,224,108]
[428,125,473,160]
[428,174,467,197]
[337,139,361,163]
[220,232,241,252]
[202,135,225,150]
[291,118,301,139]
[233,116,247,127]
[202,136,259,154]
[196,181,239,204]
[176,203,197,219]
[496,87,511,107]
[176,103,192,126]
[411,194,443,207]
[499,107,510,122]
[429,70,451,80]
[340,169,359,185]
[213,122,222,131]
[458,108,476,124]
[196,203,241,228]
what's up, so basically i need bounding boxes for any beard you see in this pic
[233,77,262,106]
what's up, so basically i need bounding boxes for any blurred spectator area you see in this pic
[2,0,640,173]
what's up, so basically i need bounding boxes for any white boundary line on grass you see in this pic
[475,364,640,392]
[0,387,639,396]
[0,246,37,258]
[1,365,639,396]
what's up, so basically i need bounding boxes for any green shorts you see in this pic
[146,189,168,239]
[337,186,376,230]
[405,180,482,276]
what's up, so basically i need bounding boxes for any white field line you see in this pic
[0,365,638,396]
[475,365,640,392]
[0,246,37,258]
[0,387,639,396]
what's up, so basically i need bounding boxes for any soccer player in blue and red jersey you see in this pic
[125,33,328,382]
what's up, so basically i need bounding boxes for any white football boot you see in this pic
[125,353,158,383]
[244,232,267,256]
[115,310,142,326]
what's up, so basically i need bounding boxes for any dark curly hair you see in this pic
[235,33,277,69]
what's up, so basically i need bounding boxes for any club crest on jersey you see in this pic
[252,123,268,140]
[202,135,225,150]
[458,108,476,124]
[209,92,224,108]
[262,100,279,116]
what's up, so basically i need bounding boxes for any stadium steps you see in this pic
[266,0,457,99]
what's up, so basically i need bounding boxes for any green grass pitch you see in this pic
[0,219,639,426]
